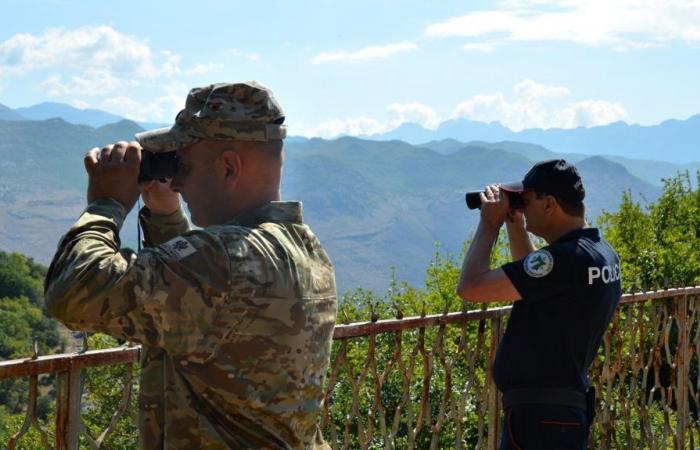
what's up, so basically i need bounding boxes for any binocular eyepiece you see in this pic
[139,151,179,182]
[465,190,524,210]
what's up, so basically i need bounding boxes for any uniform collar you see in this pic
[227,201,303,226]
[553,227,600,243]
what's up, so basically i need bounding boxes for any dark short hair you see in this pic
[535,191,585,218]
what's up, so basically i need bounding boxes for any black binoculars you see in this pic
[138,151,179,182]
[465,190,524,210]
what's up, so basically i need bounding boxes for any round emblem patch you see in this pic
[523,249,554,278]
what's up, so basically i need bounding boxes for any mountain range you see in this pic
[281,137,661,290]
[0,101,166,131]
[1,101,699,164]
[0,101,698,291]
[368,116,700,164]
[2,113,688,292]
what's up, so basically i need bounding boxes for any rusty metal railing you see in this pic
[2,287,700,449]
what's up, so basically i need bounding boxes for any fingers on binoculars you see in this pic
[99,144,114,162]
[111,141,129,162]
[120,142,141,167]
[84,147,100,172]
[84,141,140,172]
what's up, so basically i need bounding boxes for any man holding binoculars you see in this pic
[457,160,622,449]
[44,82,337,449]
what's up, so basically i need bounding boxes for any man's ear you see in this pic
[544,195,558,215]
[220,151,241,184]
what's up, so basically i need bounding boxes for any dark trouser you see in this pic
[499,404,588,450]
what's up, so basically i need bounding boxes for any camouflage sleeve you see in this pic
[139,205,190,246]
[45,198,230,354]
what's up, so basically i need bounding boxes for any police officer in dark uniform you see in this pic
[456,159,622,449]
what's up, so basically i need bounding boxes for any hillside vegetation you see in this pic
[0,251,61,423]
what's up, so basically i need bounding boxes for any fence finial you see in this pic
[370,301,378,323]
[81,332,89,353]
[32,337,39,360]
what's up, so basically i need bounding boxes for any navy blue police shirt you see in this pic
[494,228,622,393]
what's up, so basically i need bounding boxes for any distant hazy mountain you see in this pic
[378,122,440,143]
[0,118,145,267]
[0,103,25,121]
[13,102,168,131]
[283,137,659,291]
[10,101,700,163]
[371,115,700,164]
[601,155,700,186]
[0,119,669,292]
[15,102,126,128]
[419,139,700,187]
[139,121,171,131]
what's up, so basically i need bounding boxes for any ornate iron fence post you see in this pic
[55,365,83,450]
[674,292,689,449]
[487,316,502,450]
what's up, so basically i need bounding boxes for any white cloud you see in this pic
[299,80,629,137]
[461,42,501,52]
[230,48,260,62]
[0,26,178,77]
[515,79,570,100]
[184,62,222,76]
[101,81,187,122]
[296,117,386,138]
[297,101,440,138]
[311,42,418,64]
[554,100,629,128]
[424,0,700,48]
[386,102,441,130]
[70,99,89,109]
[160,51,182,77]
[450,79,628,130]
[612,41,661,52]
[100,96,158,122]
[0,26,182,99]
[40,70,132,97]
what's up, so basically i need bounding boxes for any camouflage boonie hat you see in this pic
[135,81,286,152]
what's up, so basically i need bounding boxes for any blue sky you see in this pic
[1,0,699,137]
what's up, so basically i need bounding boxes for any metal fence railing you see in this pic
[2,286,700,449]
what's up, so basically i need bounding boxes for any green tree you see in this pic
[0,251,46,305]
[0,251,61,443]
[599,172,700,290]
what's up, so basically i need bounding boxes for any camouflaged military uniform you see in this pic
[45,82,337,450]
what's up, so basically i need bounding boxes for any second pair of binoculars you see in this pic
[465,190,524,210]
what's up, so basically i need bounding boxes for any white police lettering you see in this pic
[524,249,554,278]
[588,264,621,285]
[161,237,197,261]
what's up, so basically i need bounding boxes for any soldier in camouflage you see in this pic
[45,82,337,449]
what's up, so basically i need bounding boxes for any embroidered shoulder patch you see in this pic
[523,249,554,278]
[161,237,197,261]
